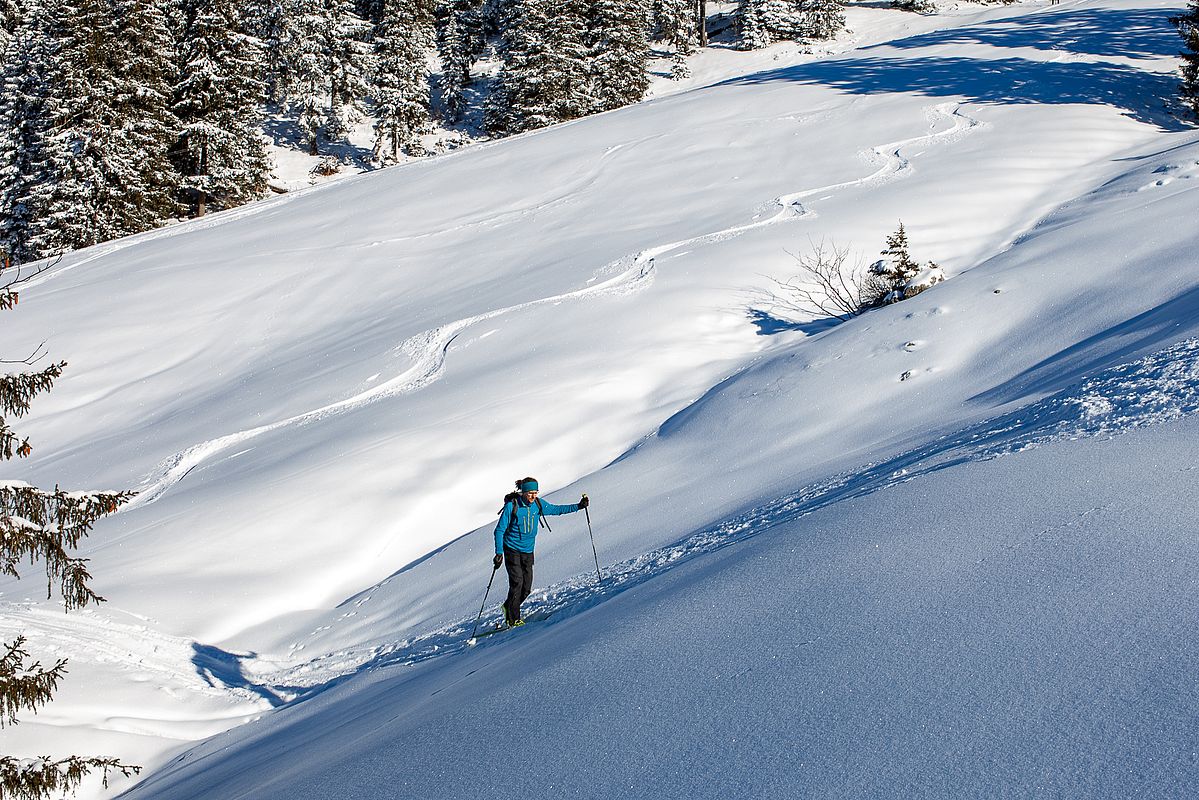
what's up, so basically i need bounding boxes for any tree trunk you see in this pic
[696,0,708,46]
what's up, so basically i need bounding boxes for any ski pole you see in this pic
[585,502,602,583]
[468,564,500,641]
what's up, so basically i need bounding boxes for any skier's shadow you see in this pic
[192,643,287,708]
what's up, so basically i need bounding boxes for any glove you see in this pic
[578,494,589,509]
[493,553,503,569]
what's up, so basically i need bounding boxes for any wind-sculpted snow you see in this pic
[241,337,1199,699]
[10,3,1194,795]
[126,102,977,512]
[125,257,656,510]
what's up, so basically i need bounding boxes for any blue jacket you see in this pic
[495,497,581,554]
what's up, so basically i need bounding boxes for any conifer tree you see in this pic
[892,0,935,12]
[436,0,485,123]
[289,0,329,152]
[738,0,843,48]
[0,2,63,264]
[244,0,297,106]
[289,0,372,154]
[485,0,592,135]
[869,221,944,305]
[654,0,695,78]
[0,0,20,52]
[325,0,373,141]
[801,0,843,41]
[1174,1,1199,116]
[878,222,919,287]
[108,0,181,226]
[0,257,138,799]
[0,0,178,260]
[354,0,381,23]
[371,0,434,163]
[171,0,270,216]
[0,0,19,30]
[736,0,771,50]
[588,1,650,111]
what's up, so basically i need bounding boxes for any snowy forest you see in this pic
[3,0,1199,796]
[0,0,849,265]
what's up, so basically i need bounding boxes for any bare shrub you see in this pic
[765,239,888,322]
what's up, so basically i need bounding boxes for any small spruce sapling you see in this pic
[870,221,943,305]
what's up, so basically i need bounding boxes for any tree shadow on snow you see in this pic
[746,308,842,336]
[261,116,374,171]
[719,7,1188,131]
[880,6,1182,62]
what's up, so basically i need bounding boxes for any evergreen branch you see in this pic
[0,422,33,460]
[0,637,66,728]
[0,363,66,420]
[0,487,133,610]
[0,754,141,799]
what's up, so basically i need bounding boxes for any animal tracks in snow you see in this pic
[1137,160,1199,192]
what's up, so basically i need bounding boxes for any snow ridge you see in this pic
[240,337,1199,698]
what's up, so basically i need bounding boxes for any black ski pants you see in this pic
[503,548,535,622]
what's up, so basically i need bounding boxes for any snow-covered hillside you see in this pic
[2,1,1196,797]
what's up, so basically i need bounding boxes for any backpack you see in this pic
[498,479,551,531]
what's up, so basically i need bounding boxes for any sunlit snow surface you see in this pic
[1,1,1197,797]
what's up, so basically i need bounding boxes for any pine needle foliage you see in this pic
[878,221,920,288]
[0,256,138,798]
[870,221,943,305]
[371,0,436,163]
[0,754,139,800]
[1174,0,1199,117]
[736,0,844,49]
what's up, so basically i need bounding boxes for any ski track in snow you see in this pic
[124,257,656,510]
[613,102,980,275]
[125,103,979,510]
[241,337,1199,698]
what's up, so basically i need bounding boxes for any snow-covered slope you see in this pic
[1,1,1196,796]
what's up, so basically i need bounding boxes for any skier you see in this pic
[494,477,588,626]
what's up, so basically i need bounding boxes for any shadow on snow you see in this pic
[718,7,1187,131]
[880,6,1182,62]
[250,337,1199,708]
[746,307,843,336]
[192,644,288,708]
[974,284,1199,407]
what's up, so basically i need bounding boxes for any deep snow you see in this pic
[0,1,1196,797]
